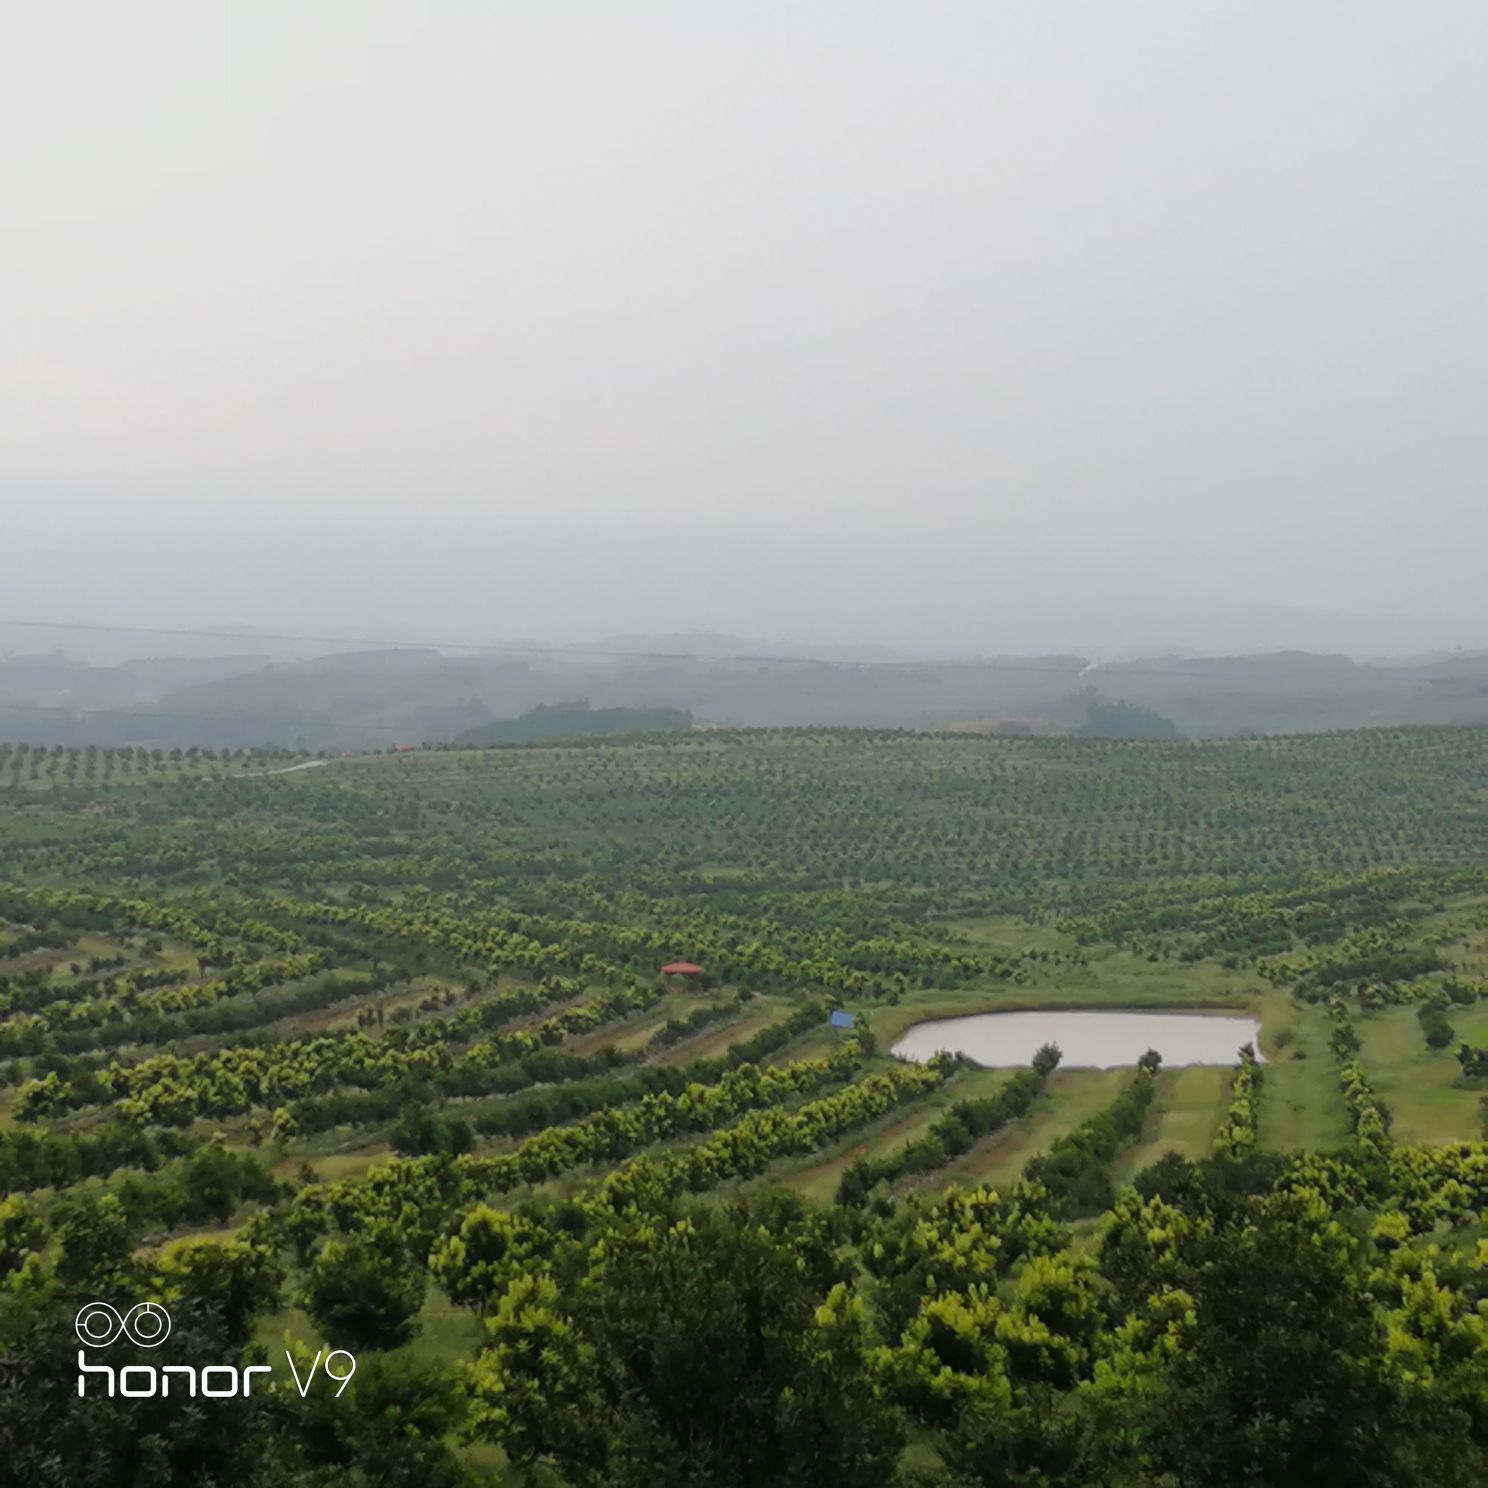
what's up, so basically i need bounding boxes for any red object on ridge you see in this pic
[660,961,703,976]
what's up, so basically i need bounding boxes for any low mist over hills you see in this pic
[3,630,1488,750]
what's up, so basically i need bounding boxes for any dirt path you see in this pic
[227,759,332,778]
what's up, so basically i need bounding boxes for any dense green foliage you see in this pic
[1,725,1486,1485]
[1076,689,1180,739]
[1024,1063,1159,1216]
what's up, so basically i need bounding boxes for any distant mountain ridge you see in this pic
[2,640,1487,750]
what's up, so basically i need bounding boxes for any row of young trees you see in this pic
[21,966,404,1056]
[14,966,632,1124]
[1211,1043,1263,1157]
[1023,1055,1161,1217]
[277,1041,930,1259]
[1328,1000,1394,1162]
[1059,864,1478,959]
[836,1044,1063,1204]
[289,995,813,1142]
[10,728,1483,945]
[0,951,326,1043]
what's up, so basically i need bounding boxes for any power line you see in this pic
[5,616,1108,670]
[0,617,658,664]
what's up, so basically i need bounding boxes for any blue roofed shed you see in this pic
[829,1010,856,1030]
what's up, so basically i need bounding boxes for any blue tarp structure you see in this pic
[829,1010,855,1029]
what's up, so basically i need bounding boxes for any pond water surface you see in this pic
[891,1009,1262,1070]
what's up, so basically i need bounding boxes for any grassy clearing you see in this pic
[943,918,1075,955]
[1453,1002,1488,1043]
[1249,985,1486,1152]
[1254,988,1351,1153]
[655,996,797,1065]
[1356,1006,1486,1145]
[769,1068,1016,1203]
[1111,1066,1230,1182]
[764,1022,843,1066]
[864,952,1257,1052]
[926,1068,1131,1193]
[270,1145,391,1182]
[568,1004,678,1057]
[256,1285,483,1369]
[255,1279,510,1476]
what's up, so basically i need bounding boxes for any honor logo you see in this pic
[75,1300,172,1349]
[74,1300,355,1400]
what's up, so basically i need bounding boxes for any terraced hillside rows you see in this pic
[2,725,1488,1486]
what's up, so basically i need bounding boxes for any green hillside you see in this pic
[2,726,1487,1485]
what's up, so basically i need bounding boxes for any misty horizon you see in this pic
[5,610,1488,674]
[5,4,1487,656]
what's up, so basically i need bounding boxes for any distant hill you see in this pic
[455,701,693,746]
[3,641,1488,749]
[1078,650,1488,736]
[0,652,271,718]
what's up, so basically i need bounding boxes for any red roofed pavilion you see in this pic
[660,961,703,977]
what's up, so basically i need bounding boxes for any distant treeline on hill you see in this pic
[5,639,1488,750]
[455,700,693,746]
[1077,689,1181,740]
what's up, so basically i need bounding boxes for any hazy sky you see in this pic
[4,3,1486,655]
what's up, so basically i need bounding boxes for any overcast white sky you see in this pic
[3,3,1485,655]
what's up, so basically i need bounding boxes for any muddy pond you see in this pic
[891,1009,1262,1069]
